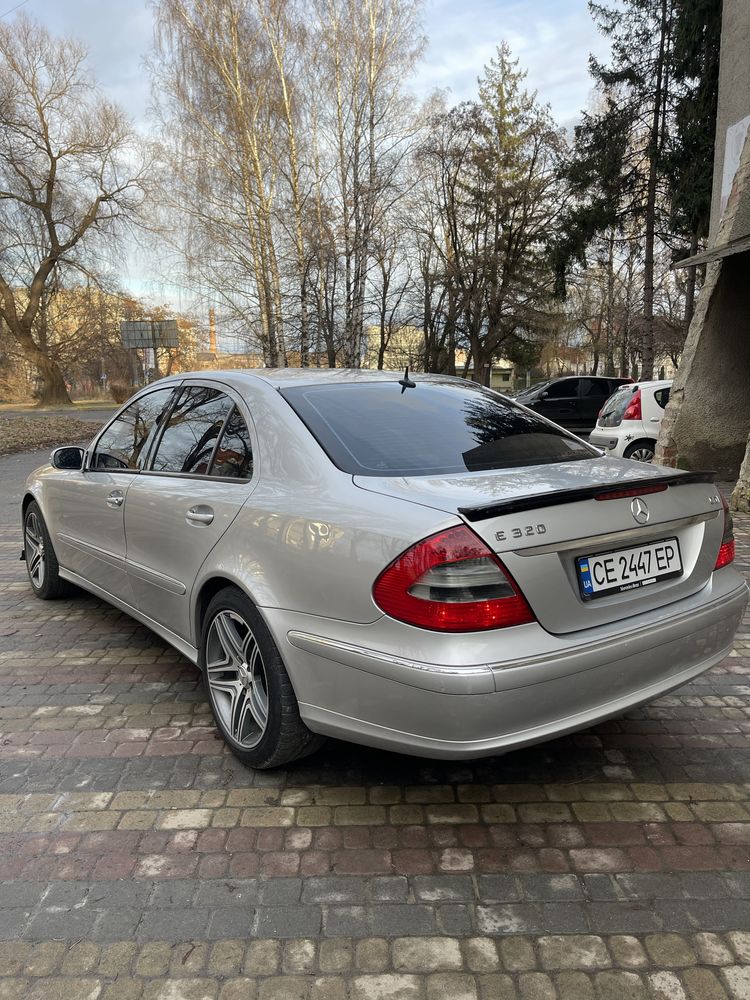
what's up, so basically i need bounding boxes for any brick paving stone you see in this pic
[682,967,730,1000]
[0,515,749,997]
[537,934,610,970]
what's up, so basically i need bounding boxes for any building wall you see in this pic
[709,0,750,242]
[657,0,750,489]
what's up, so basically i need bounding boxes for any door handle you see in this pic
[649,417,660,422]
[106,490,124,508]
[186,505,214,525]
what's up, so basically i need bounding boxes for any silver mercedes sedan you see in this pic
[21,369,748,768]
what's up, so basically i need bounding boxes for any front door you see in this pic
[123,385,256,642]
[47,386,176,602]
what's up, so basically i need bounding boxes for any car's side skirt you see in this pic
[58,567,199,665]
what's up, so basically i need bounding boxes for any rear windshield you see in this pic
[598,385,638,427]
[281,380,597,477]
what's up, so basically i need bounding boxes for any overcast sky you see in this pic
[12,0,610,307]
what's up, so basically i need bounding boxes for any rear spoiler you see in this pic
[458,471,717,523]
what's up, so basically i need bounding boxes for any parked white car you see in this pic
[589,380,672,463]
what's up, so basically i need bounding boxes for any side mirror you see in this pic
[51,446,84,471]
[539,391,549,399]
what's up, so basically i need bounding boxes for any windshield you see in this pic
[516,380,550,399]
[281,380,597,477]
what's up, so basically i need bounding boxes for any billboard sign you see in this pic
[120,319,179,349]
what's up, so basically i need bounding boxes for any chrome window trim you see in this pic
[136,469,252,485]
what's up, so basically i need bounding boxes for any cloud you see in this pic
[412,0,610,125]
[27,0,153,127]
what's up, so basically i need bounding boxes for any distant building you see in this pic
[362,325,425,371]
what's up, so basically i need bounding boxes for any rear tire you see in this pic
[624,440,655,463]
[23,501,75,600]
[199,587,325,769]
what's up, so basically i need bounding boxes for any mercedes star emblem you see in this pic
[631,497,650,524]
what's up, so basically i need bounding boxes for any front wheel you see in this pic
[23,501,75,600]
[624,440,656,463]
[200,587,324,769]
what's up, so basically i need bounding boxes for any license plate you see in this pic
[577,537,682,600]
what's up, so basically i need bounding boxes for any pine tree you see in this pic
[425,44,563,384]
[554,0,675,380]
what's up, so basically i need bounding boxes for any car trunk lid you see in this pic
[355,459,725,634]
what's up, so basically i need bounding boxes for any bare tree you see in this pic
[0,16,148,405]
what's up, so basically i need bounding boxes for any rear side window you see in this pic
[544,379,578,399]
[654,387,671,409]
[92,388,174,471]
[579,378,610,398]
[209,407,253,479]
[150,387,233,474]
[281,380,596,477]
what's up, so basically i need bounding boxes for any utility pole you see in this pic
[150,318,161,380]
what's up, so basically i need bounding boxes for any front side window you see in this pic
[150,386,233,474]
[281,380,597,477]
[92,388,175,471]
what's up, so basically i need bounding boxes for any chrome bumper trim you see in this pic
[286,579,748,695]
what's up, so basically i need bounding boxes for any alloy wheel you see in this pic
[25,512,46,589]
[629,446,654,462]
[205,609,269,749]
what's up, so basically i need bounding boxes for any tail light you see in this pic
[622,389,642,421]
[714,492,735,570]
[373,525,535,632]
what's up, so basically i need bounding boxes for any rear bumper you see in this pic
[589,429,620,452]
[264,570,748,759]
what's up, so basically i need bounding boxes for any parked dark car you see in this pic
[515,376,633,431]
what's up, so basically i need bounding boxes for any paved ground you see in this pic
[0,468,749,999]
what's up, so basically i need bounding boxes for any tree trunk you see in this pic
[641,0,670,381]
[683,231,699,334]
[604,230,615,376]
[731,433,750,512]
[36,353,72,406]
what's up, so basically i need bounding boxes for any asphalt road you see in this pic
[0,411,113,526]
[0,448,57,528]
[0,406,115,422]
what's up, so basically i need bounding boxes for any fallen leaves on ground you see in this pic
[0,416,97,457]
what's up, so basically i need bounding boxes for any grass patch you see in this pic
[0,416,96,457]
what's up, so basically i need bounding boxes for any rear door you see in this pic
[530,378,580,427]
[578,378,612,430]
[647,384,671,431]
[123,383,256,642]
[45,386,176,602]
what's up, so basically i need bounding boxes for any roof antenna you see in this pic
[398,365,416,393]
